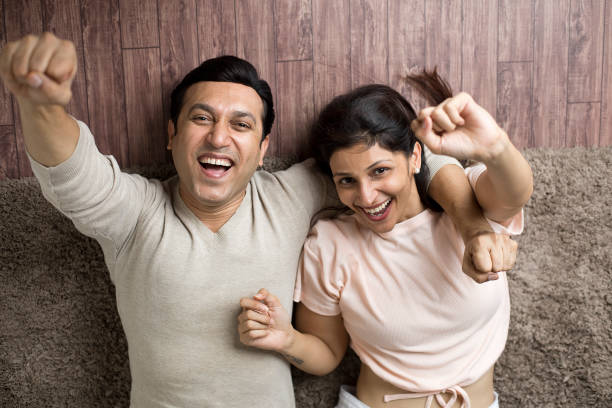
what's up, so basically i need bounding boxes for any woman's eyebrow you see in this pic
[366,160,392,170]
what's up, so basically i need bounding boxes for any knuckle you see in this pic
[40,31,55,42]
[23,34,38,46]
[61,39,76,52]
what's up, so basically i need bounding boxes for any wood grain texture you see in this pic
[81,0,129,165]
[119,0,159,48]
[601,0,611,146]
[0,0,14,126]
[275,60,314,158]
[312,0,351,113]
[196,0,237,59]
[0,125,18,179]
[388,0,428,112]
[123,48,166,166]
[236,0,277,140]
[498,0,534,62]
[567,102,600,146]
[497,62,533,149]
[159,0,199,127]
[568,0,605,102]
[425,0,462,92]
[275,0,312,61]
[533,0,570,147]
[462,0,498,115]
[4,0,43,177]
[350,0,388,87]
[1,0,612,179]
[42,0,89,123]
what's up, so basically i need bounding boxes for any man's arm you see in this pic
[426,163,519,283]
[428,163,493,243]
[0,33,79,165]
[1,33,151,265]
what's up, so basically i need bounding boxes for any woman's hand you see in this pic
[238,288,294,352]
[462,231,518,283]
[411,92,510,164]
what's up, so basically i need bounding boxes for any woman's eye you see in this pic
[338,177,354,185]
[373,167,389,176]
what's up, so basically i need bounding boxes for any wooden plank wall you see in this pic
[0,0,610,179]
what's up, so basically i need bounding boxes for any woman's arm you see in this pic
[413,92,533,224]
[238,289,349,376]
[471,134,533,224]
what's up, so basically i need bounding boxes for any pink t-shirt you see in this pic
[294,164,524,393]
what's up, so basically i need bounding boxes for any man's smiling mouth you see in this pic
[197,155,234,177]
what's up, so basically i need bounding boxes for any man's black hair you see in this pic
[169,56,275,138]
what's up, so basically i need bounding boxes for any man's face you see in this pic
[168,81,269,212]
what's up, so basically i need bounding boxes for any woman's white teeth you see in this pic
[200,157,231,167]
[364,199,391,214]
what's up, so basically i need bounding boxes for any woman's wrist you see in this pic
[279,326,299,354]
[479,129,512,165]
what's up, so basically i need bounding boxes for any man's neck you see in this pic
[179,187,246,233]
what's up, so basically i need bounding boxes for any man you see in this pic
[0,33,515,407]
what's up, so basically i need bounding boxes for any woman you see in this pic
[237,71,533,408]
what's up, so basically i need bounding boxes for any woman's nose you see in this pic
[358,181,377,205]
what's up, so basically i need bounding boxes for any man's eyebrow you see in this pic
[187,104,257,123]
[188,103,215,115]
[232,110,257,123]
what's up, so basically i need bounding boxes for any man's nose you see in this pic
[207,123,230,148]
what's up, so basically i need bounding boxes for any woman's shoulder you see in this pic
[306,214,363,251]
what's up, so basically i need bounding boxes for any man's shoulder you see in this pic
[252,159,322,191]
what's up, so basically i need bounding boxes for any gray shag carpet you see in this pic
[1,147,610,407]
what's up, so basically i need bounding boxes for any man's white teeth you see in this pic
[364,199,391,215]
[200,157,231,167]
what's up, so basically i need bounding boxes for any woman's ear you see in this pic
[412,142,422,174]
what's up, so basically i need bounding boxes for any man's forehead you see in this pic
[182,81,264,117]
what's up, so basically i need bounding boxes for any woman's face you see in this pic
[329,142,424,233]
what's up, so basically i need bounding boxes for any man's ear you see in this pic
[258,135,270,166]
[167,120,175,150]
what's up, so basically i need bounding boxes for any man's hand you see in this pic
[462,232,518,283]
[0,32,77,106]
[410,92,510,164]
[238,288,294,352]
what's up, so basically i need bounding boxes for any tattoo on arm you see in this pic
[282,353,304,365]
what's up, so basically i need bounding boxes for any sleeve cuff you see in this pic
[27,119,95,188]
[422,145,463,189]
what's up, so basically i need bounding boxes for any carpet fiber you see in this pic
[1,147,610,407]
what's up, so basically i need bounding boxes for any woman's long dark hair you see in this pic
[310,68,453,212]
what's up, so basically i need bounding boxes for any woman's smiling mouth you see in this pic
[360,198,392,220]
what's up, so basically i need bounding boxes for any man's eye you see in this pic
[193,115,210,122]
[235,122,251,129]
